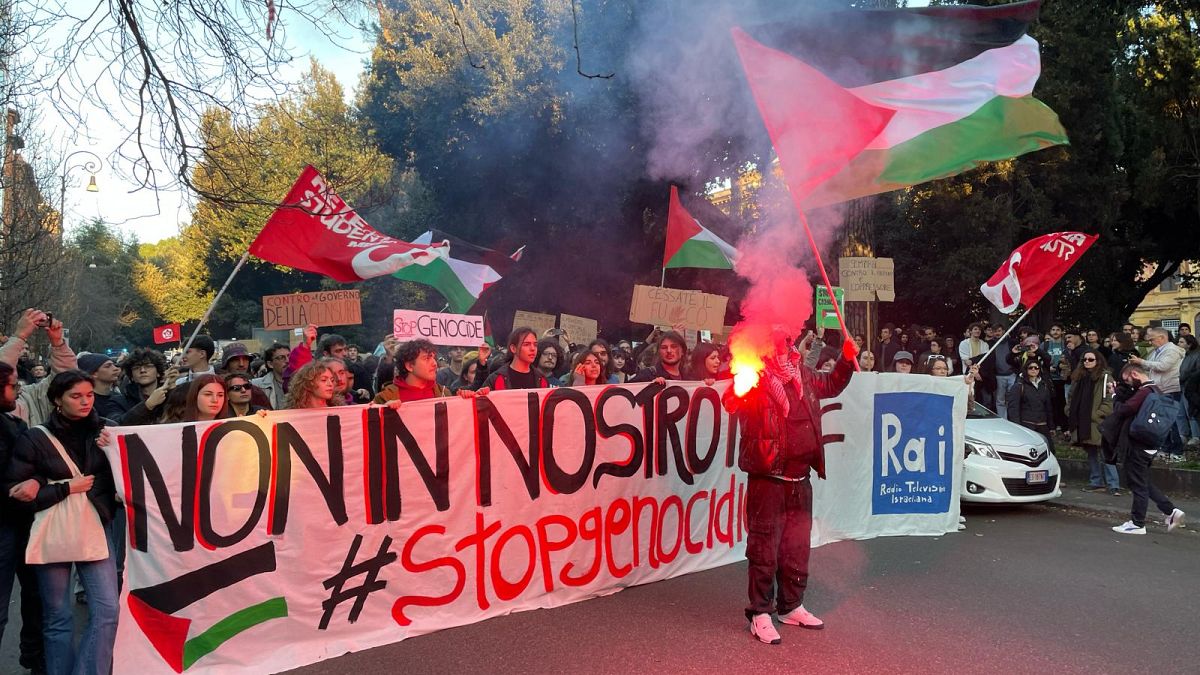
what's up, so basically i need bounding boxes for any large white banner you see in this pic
[103,376,964,674]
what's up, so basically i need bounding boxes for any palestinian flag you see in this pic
[733,0,1067,208]
[664,186,737,270]
[391,230,517,313]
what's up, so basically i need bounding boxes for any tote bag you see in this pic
[25,426,109,564]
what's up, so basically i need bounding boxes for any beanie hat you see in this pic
[77,353,112,375]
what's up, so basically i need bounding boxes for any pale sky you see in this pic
[33,2,372,245]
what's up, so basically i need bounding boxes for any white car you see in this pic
[963,402,1063,503]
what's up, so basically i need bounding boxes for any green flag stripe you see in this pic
[182,597,288,670]
[805,94,1067,208]
[392,258,476,313]
[665,238,735,270]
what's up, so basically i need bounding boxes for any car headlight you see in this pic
[964,436,1001,460]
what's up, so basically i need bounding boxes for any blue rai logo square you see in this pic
[872,392,954,515]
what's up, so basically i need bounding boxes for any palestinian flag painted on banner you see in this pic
[391,230,518,313]
[664,186,737,270]
[734,0,1067,208]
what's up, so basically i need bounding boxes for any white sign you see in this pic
[103,377,962,674]
[393,309,486,347]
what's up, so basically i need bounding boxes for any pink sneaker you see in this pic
[779,604,825,630]
[749,614,781,644]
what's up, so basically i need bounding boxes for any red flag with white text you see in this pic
[980,232,1098,313]
[249,166,448,283]
[153,323,182,345]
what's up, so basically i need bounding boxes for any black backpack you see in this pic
[1128,386,1180,448]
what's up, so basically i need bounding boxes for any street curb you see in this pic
[1058,457,1200,500]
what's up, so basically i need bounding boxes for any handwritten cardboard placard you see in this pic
[558,314,598,345]
[513,310,557,337]
[838,257,895,302]
[262,290,362,331]
[628,285,728,333]
[393,309,486,347]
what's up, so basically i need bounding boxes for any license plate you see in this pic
[1026,470,1048,485]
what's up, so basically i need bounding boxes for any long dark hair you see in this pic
[1070,349,1109,384]
[689,343,722,379]
[1180,334,1199,352]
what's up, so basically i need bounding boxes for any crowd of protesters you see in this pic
[0,302,1197,669]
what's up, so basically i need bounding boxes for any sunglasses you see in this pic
[228,384,250,392]
[1026,365,1041,370]
[1082,357,1097,363]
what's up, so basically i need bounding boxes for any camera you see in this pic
[35,312,53,328]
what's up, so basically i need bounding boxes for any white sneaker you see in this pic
[750,613,781,644]
[1111,520,1146,535]
[1165,508,1185,532]
[958,515,966,524]
[779,604,824,630]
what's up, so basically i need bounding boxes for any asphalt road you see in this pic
[4,504,1196,674]
[290,504,1198,675]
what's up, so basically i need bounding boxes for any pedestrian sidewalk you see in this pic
[1048,475,1200,530]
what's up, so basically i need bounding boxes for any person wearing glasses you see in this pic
[587,339,621,384]
[224,374,266,417]
[252,344,290,410]
[1006,359,1056,451]
[1067,349,1119,494]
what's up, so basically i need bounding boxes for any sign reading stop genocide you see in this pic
[393,309,486,347]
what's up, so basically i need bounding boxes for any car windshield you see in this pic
[968,402,998,419]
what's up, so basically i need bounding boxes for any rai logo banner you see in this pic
[871,392,954,515]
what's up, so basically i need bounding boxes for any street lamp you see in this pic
[59,149,102,231]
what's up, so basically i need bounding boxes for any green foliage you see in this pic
[880,1,1200,333]
[142,61,400,339]
[63,219,162,351]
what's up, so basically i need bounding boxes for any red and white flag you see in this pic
[153,323,182,345]
[250,166,448,283]
[981,232,1099,313]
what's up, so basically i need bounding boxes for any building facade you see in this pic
[1129,261,1200,334]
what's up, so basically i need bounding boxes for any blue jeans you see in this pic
[1085,446,1120,489]
[995,374,1016,418]
[36,523,119,675]
[1165,392,1185,454]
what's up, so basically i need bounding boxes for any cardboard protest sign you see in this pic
[393,309,486,347]
[558,314,598,345]
[512,310,556,337]
[839,257,895,302]
[262,290,362,330]
[628,285,728,333]
[815,286,845,330]
[104,376,962,674]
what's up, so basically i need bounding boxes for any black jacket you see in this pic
[630,363,688,383]
[1100,381,1154,464]
[483,363,549,390]
[6,411,118,523]
[0,413,32,527]
[1006,375,1054,427]
[725,355,854,480]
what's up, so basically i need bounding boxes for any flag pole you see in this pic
[179,251,252,356]
[973,305,1034,369]
[795,209,860,372]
